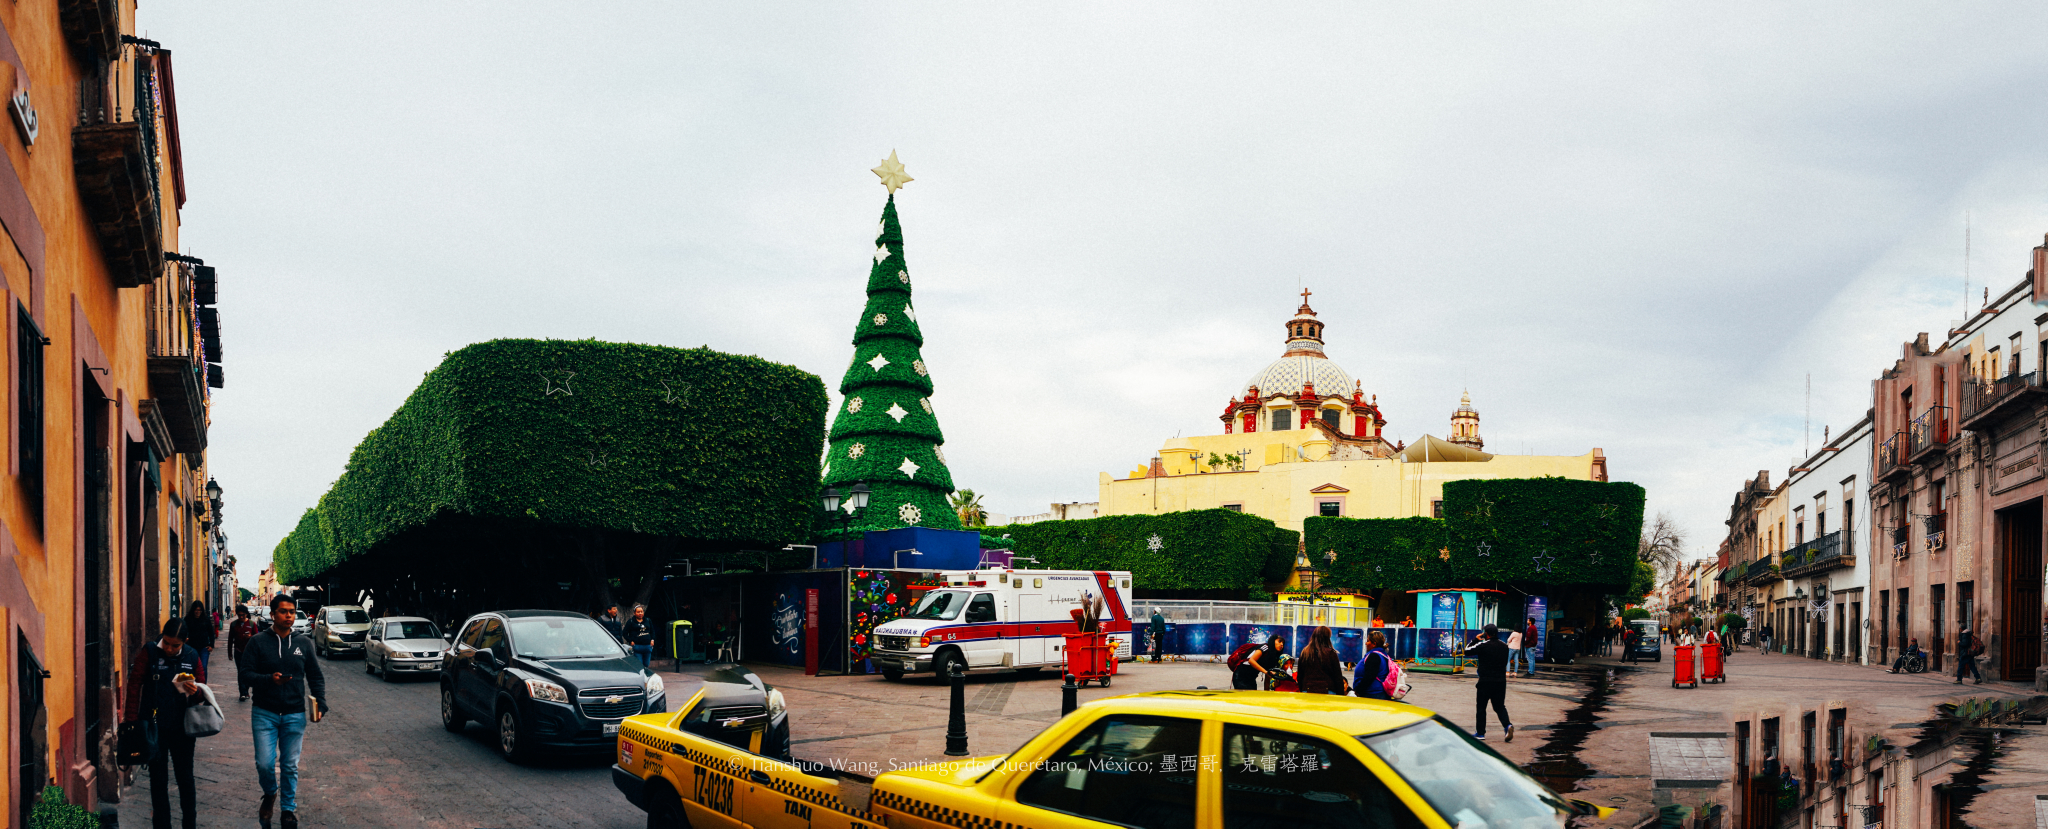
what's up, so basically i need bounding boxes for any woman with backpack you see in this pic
[1250,634,1289,690]
[1354,630,1396,700]
[1294,626,1347,695]
[1956,626,1984,685]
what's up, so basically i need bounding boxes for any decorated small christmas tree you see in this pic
[821,151,962,535]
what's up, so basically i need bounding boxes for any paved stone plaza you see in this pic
[113,648,2046,827]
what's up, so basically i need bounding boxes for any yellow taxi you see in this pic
[614,685,1613,828]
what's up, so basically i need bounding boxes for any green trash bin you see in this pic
[668,620,698,663]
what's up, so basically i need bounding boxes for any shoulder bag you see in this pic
[183,684,224,738]
[117,719,158,765]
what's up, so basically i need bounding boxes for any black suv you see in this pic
[440,610,667,762]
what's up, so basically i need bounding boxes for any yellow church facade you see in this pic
[1097,293,1609,534]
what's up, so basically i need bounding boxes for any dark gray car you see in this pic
[440,610,668,763]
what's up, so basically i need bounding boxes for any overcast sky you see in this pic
[138,4,2048,589]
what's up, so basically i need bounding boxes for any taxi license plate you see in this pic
[604,723,620,735]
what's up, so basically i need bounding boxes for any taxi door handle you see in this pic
[748,770,771,785]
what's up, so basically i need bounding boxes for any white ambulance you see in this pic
[868,568,1135,681]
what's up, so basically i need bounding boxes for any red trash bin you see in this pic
[1672,644,1697,688]
[1064,632,1117,687]
[1702,641,1726,683]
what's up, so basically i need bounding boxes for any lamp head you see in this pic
[849,483,871,510]
[821,488,842,514]
[205,479,222,501]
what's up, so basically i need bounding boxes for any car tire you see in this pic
[380,657,396,682]
[365,656,376,675]
[646,782,688,829]
[880,667,904,681]
[933,650,965,683]
[497,705,533,764]
[441,684,466,733]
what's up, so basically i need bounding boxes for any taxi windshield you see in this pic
[1359,717,1572,828]
[907,590,968,620]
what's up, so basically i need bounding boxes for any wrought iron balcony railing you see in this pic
[1783,531,1853,577]
[1908,406,1950,460]
[74,44,166,287]
[1962,371,2046,427]
[1877,432,1909,481]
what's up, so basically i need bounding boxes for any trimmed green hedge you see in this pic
[1308,478,1646,592]
[272,509,330,586]
[278,339,827,583]
[1004,509,1297,591]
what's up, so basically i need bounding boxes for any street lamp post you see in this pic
[820,484,870,562]
[893,548,923,569]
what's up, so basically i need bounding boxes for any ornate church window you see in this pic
[1271,409,1291,432]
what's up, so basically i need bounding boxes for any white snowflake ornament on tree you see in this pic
[1147,534,1164,552]
[913,360,928,376]
[847,397,864,413]
[897,270,909,284]
[872,313,888,327]
[847,443,866,459]
[920,398,932,414]
[899,503,922,525]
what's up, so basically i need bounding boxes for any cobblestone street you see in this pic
[112,646,2048,828]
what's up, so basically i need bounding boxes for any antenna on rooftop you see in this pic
[1965,212,1972,319]
[1804,373,1811,460]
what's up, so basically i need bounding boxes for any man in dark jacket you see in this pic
[228,607,261,701]
[622,604,656,668]
[238,596,329,829]
[1471,624,1513,742]
[597,605,624,641]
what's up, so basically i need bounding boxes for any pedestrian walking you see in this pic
[623,604,656,668]
[1354,630,1395,699]
[124,617,207,829]
[1471,624,1513,742]
[1149,609,1168,662]
[238,595,329,829]
[1522,617,1540,675]
[597,604,624,641]
[1956,627,1984,685]
[1505,626,1524,677]
[1760,623,1774,654]
[227,607,260,701]
[1294,626,1347,694]
[183,601,217,683]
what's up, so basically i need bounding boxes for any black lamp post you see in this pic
[821,483,871,543]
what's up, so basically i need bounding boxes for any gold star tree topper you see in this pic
[872,150,913,194]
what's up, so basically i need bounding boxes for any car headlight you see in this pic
[390,650,411,658]
[765,688,786,720]
[644,672,664,696]
[524,678,569,702]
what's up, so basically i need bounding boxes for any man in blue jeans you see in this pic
[1521,617,1540,675]
[622,604,656,668]
[238,595,329,829]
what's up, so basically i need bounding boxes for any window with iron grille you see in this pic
[16,304,41,527]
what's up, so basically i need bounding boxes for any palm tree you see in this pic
[949,489,987,527]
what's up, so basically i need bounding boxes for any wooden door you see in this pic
[2001,500,2043,681]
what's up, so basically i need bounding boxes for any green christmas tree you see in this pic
[821,152,962,536]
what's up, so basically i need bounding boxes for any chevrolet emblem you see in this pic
[605,695,624,704]
[720,717,747,728]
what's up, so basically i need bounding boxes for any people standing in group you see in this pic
[238,595,329,829]
[622,604,656,668]
[1522,617,1540,675]
[182,601,217,683]
[227,607,261,701]
[1354,630,1395,699]
[1294,626,1347,694]
[1470,624,1513,742]
[597,604,624,641]
[124,617,206,829]
[1956,627,1984,685]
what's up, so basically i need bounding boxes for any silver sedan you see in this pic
[365,617,448,682]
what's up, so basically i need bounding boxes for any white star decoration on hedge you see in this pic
[899,457,921,478]
[847,443,865,459]
[847,397,864,413]
[899,503,922,525]
[904,304,916,323]
[1147,534,1164,552]
[1532,551,1556,573]
[885,402,909,423]
[660,380,689,405]
[873,313,889,327]
[913,360,928,376]
[1476,542,1492,557]
[873,244,892,264]
[539,369,576,397]
[866,354,890,372]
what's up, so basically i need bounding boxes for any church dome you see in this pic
[1244,289,1354,397]
[1246,355,1354,399]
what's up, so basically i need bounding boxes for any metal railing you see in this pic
[1745,557,1777,583]
[1141,599,1373,628]
[1962,371,2043,422]
[1877,432,1906,478]
[1893,526,1909,560]
[1908,406,1950,458]
[77,48,163,218]
[1785,531,1850,573]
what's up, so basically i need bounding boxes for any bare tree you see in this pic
[1638,513,1686,577]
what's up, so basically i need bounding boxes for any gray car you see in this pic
[314,605,373,658]
[365,617,447,682]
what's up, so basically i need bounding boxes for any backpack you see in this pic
[1376,652,1408,700]
[1227,642,1260,671]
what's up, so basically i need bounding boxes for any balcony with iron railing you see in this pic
[1961,371,2048,430]
[1877,432,1910,484]
[1742,556,1780,586]
[1925,513,1947,553]
[1907,406,1950,463]
[1782,531,1854,578]
[145,261,212,453]
[1891,526,1909,560]
[74,45,165,288]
